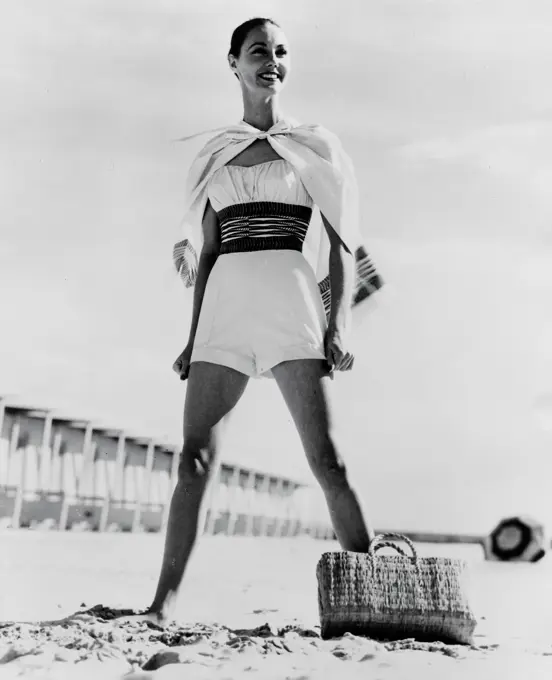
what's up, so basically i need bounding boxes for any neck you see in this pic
[241,91,282,131]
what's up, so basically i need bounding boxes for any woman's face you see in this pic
[229,24,290,94]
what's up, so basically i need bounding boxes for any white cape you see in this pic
[173,117,383,316]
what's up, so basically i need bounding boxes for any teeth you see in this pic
[260,73,278,79]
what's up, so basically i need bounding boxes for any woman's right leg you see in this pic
[148,361,249,621]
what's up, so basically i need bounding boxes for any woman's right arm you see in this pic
[186,200,220,346]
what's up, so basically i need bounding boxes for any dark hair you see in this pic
[228,17,280,58]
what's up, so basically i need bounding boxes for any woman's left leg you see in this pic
[271,359,374,551]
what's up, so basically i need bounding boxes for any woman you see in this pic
[147,17,375,624]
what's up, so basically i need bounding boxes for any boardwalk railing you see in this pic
[0,399,333,538]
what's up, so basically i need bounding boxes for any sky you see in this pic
[1,0,551,533]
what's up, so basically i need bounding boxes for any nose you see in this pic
[265,49,280,67]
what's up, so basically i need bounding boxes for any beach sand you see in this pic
[0,530,551,678]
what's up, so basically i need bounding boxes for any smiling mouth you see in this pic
[259,73,280,82]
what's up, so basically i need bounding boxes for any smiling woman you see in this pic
[228,18,288,92]
[122,16,382,627]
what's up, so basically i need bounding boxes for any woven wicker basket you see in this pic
[317,533,477,644]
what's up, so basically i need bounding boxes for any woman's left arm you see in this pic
[321,213,355,373]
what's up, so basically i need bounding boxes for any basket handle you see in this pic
[368,533,418,563]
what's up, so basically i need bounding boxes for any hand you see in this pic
[172,342,194,381]
[324,324,354,377]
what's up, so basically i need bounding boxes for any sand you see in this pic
[0,530,551,679]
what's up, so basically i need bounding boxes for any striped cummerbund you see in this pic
[217,201,312,254]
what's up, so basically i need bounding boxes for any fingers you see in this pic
[326,347,337,378]
[335,353,354,371]
[172,355,190,381]
[326,346,355,373]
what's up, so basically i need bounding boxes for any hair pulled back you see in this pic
[228,17,281,58]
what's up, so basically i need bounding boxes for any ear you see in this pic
[227,53,238,73]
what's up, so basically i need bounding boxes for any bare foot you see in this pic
[114,609,168,629]
[79,604,168,628]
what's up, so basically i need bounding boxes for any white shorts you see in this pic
[190,250,327,378]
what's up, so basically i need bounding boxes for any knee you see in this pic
[318,457,349,491]
[309,435,350,491]
[177,437,215,485]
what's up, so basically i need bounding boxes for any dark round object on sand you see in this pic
[486,516,548,562]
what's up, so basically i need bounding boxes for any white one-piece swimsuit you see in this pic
[190,159,328,379]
